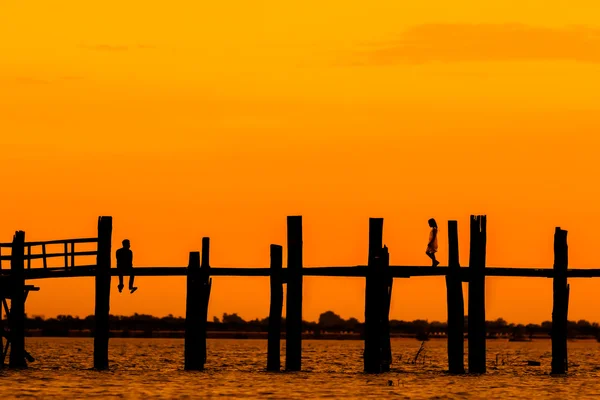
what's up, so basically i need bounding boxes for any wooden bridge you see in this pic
[0,215,579,374]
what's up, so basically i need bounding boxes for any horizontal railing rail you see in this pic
[0,238,98,269]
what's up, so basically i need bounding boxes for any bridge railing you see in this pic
[0,238,98,270]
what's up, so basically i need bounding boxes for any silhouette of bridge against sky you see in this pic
[0,215,582,375]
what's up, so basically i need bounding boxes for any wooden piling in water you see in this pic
[199,237,212,369]
[380,245,392,372]
[364,218,384,373]
[9,231,26,368]
[94,216,112,370]
[445,220,465,374]
[552,227,569,375]
[468,215,487,374]
[286,216,303,371]
[267,244,283,372]
[185,251,202,370]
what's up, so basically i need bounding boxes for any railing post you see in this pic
[267,244,283,372]
[94,216,112,370]
[552,227,569,374]
[286,216,303,371]
[446,220,465,374]
[9,231,26,368]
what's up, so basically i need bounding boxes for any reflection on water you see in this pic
[1,338,600,398]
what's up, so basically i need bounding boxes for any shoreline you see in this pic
[22,330,594,341]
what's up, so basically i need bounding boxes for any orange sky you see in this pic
[1,1,600,324]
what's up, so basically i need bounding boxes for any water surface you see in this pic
[1,338,599,398]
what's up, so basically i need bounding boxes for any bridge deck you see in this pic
[1,266,600,280]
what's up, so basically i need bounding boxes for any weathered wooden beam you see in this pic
[446,220,465,374]
[9,231,26,368]
[267,244,283,372]
[94,216,112,370]
[285,216,303,371]
[185,251,202,370]
[551,227,569,375]
[9,264,600,280]
[468,215,487,374]
[364,218,384,373]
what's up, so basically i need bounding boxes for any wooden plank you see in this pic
[9,264,600,280]
[285,216,303,371]
[468,215,487,374]
[27,245,31,270]
[267,244,283,372]
[364,217,384,373]
[445,220,465,374]
[71,242,75,268]
[184,251,202,370]
[94,216,112,370]
[21,238,99,246]
[24,251,98,260]
[551,227,569,374]
[9,230,26,368]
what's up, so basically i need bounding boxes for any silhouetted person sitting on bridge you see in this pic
[426,218,439,267]
[116,239,138,294]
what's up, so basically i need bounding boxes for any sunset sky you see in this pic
[1,1,600,324]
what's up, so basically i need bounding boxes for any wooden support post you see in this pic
[185,251,202,370]
[9,231,26,368]
[186,238,212,370]
[552,227,569,375]
[267,244,283,372]
[199,237,211,369]
[286,216,303,371]
[468,215,486,374]
[380,245,392,372]
[94,216,112,370]
[364,218,384,373]
[445,220,465,374]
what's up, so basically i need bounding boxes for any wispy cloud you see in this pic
[356,24,600,65]
[80,43,157,52]
[15,77,50,85]
[60,76,85,81]
[81,44,129,52]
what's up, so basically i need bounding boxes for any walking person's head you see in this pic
[428,218,437,229]
[122,239,130,249]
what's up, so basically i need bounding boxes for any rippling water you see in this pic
[1,338,600,398]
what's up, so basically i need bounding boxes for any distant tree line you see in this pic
[19,312,600,339]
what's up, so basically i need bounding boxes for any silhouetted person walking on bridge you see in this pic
[116,239,138,294]
[426,218,439,267]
